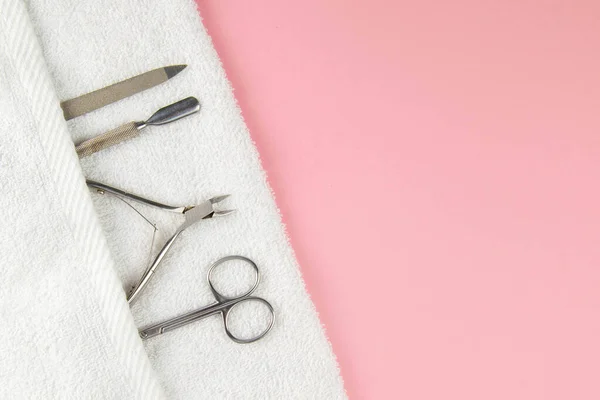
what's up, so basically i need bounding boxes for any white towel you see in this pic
[1,0,345,398]
[0,0,162,397]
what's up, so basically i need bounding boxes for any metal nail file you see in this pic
[75,97,200,158]
[60,65,187,120]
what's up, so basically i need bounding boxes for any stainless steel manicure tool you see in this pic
[86,180,234,304]
[60,65,187,120]
[139,255,275,343]
[76,97,200,158]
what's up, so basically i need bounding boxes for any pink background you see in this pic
[196,1,600,398]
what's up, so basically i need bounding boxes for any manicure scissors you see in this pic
[139,255,275,343]
[86,180,234,303]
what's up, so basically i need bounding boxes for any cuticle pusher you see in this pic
[75,96,200,158]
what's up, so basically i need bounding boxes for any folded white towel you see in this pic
[0,0,162,397]
[0,0,345,397]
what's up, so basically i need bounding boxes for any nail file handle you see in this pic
[75,122,141,158]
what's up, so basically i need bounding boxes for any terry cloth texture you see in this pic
[0,0,346,398]
[0,0,163,398]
